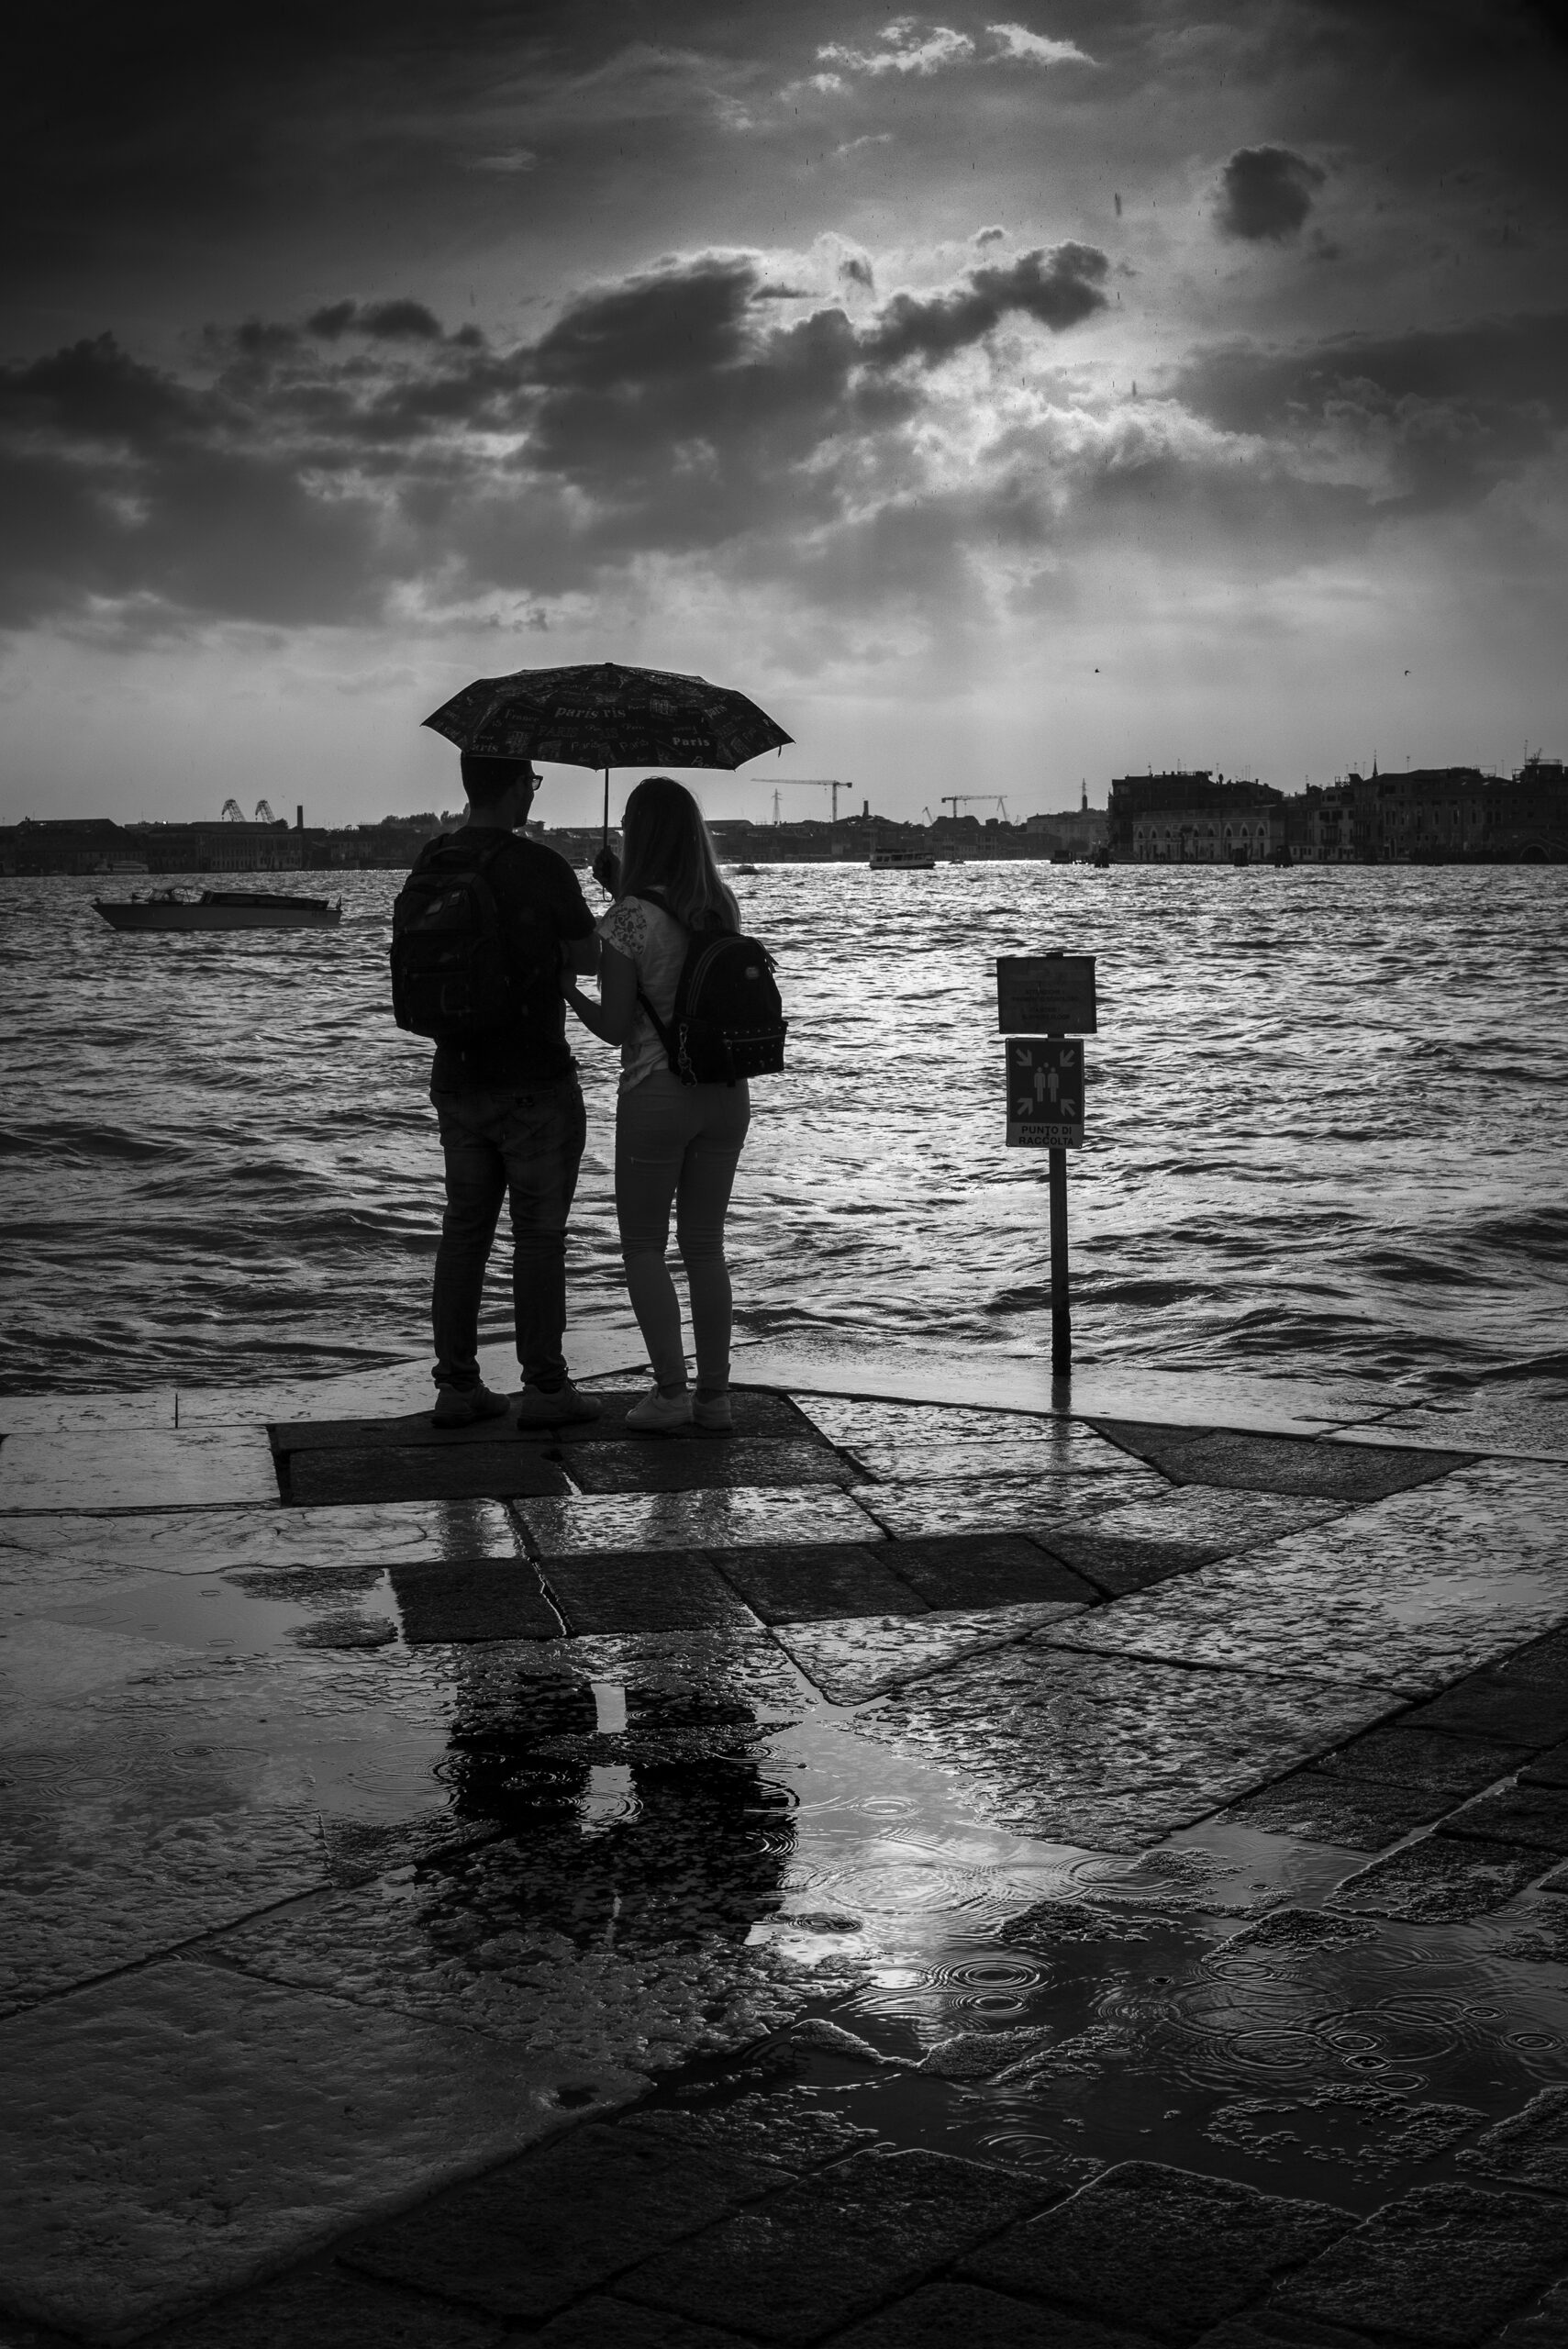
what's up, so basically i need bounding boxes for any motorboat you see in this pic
[94,888,342,931]
[868,850,936,871]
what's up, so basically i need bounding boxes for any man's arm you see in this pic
[550,852,600,977]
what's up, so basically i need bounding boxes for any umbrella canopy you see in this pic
[422,661,792,775]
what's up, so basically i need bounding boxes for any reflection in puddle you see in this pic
[581,1765,639,1833]
[427,1663,802,1954]
[39,1565,404,1655]
[15,1531,1568,2218]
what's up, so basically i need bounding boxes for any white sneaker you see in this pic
[692,1391,734,1432]
[625,1389,694,1433]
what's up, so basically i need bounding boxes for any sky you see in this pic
[3,0,1566,828]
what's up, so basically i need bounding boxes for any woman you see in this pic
[562,777,749,1432]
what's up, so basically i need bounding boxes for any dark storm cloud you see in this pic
[1215,147,1326,242]
[0,332,398,630]
[865,245,1109,364]
[516,247,1110,551]
[3,227,1562,640]
[306,299,448,342]
[1175,310,1568,507]
[0,241,1122,634]
[1301,0,1568,86]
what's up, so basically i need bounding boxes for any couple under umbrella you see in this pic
[414,661,790,1434]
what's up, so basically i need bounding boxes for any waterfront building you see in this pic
[1023,807,1109,857]
[1109,774,1286,863]
[1286,766,1492,863]
[1485,755,1567,861]
[1286,763,1566,863]
[5,758,1561,876]
[126,819,306,874]
[1,818,147,875]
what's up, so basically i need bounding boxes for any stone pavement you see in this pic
[4,1334,1568,2346]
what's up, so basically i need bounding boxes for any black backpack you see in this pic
[390,833,538,1041]
[637,893,788,1086]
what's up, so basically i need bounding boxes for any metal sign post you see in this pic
[998,952,1096,1381]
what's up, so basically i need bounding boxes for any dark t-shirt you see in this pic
[427,829,595,1092]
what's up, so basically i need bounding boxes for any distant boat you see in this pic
[94,888,342,931]
[869,851,936,871]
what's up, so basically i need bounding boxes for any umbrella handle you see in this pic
[603,766,609,848]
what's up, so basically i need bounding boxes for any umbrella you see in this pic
[422,661,793,847]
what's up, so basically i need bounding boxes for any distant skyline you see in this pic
[4,0,1565,828]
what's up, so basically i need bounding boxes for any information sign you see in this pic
[1005,1038,1084,1148]
[996,954,1096,1035]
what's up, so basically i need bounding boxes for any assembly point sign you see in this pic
[1005,1038,1085,1148]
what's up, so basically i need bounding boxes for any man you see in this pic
[426,752,602,1429]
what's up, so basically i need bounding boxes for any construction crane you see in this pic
[770,778,853,825]
[220,797,246,822]
[254,799,277,825]
[940,794,1009,820]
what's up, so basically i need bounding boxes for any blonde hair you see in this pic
[618,777,740,932]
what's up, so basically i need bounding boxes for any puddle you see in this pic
[736,1790,1568,2215]
[11,1503,1568,2228]
[38,1567,404,1655]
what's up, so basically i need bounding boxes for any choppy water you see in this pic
[2,864,1564,1397]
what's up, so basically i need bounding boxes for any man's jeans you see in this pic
[430,1076,586,1394]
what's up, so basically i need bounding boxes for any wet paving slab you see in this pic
[0,1495,521,1590]
[1037,1486,1352,1596]
[0,1957,640,2343]
[0,1642,462,2012]
[852,1464,1167,1542]
[514,1484,887,1556]
[1045,1457,1568,1699]
[541,1551,760,1634]
[1089,1423,1475,1504]
[775,1604,1087,1705]
[11,1375,1568,2343]
[796,1405,1154,1492]
[857,1531,1099,1611]
[712,1541,933,1623]
[1361,1387,1568,1466]
[0,1428,281,1515]
[284,1443,571,1507]
[390,1558,562,1643]
[850,1642,1400,1851]
[563,1438,857,1496]
[340,2106,844,2322]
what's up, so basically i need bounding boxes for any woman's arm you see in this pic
[562,940,639,1045]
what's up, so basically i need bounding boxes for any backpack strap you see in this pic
[412,832,524,981]
[618,886,731,1066]
[634,985,676,1058]
[624,888,686,1065]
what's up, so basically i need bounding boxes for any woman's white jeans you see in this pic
[615,1068,750,1391]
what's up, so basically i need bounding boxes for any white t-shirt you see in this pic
[595,894,687,1094]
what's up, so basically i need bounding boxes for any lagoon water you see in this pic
[2,863,1564,1407]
